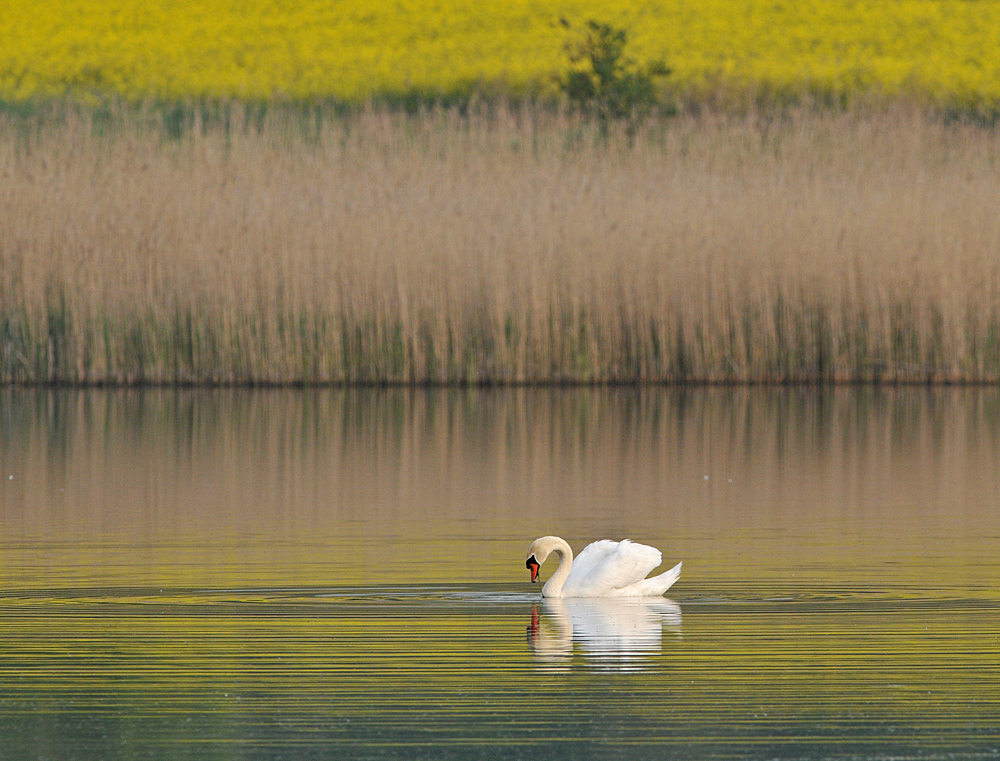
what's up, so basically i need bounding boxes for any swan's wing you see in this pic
[569,540,662,596]
[630,561,682,597]
[565,540,620,586]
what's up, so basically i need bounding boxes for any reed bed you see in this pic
[2,104,1000,385]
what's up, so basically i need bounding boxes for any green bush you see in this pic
[562,20,670,121]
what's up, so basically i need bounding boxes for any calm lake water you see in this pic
[1,387,998,760]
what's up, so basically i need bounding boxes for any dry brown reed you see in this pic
[2,104,1000,384]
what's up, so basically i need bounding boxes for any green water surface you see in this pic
[1,388,998,759]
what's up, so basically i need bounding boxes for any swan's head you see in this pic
[525,554,540,583]
[525,536,562,584]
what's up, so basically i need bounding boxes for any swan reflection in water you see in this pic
[526,597,681,670]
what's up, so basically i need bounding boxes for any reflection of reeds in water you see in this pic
[3,105,1000,384]
[2,387,1000,590]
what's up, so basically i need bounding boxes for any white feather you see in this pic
[564,540,620,586]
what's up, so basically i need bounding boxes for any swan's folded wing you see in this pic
[564,540,620,587]
[571,540,662,596]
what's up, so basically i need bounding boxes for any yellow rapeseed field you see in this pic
[2,0,1000,106]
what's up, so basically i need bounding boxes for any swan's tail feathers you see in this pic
[646,561,682,596]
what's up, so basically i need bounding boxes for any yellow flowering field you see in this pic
[2,0,1000,106]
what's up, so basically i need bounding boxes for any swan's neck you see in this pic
[541,539,574,598]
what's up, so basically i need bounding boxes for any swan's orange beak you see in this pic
[526,556,540,583]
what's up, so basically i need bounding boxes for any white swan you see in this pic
[525,536,682,598]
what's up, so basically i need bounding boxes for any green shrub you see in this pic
[562,20,670,122]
